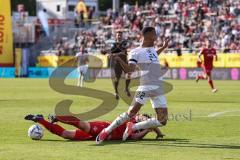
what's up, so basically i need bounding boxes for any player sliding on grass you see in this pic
[24,114,164,141]
[196,40,218,93]
[96,26,170,144]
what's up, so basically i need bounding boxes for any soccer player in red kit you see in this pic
[24,114,163,141]
[196,41,218,93]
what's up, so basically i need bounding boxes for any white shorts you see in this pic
[78,65,88,75]
[135,85,167,109]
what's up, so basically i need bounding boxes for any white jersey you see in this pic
[128,47,161,86]
[75,52,89,75]
[75,52,89,66]
[128,46,167,108]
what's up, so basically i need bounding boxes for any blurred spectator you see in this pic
[51,0,240,54]
[87,6,95,26]
[55,39,64,56]
[75,0,87,27]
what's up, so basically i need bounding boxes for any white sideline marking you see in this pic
[207,110,240,118]
[194,115,240,119]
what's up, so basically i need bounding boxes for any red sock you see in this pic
[72,129,92,141]
[56,116,80,128]
[208,80,214,89]
[198,75,205,79]
[38,119,65,136]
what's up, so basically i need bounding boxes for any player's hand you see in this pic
[162,37,170,48]
[155,133,165,140]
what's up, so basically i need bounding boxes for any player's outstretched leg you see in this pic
[123,104,168,141]
[25,114,43,122]
[25,114,66,138]
[49,114,91,133]
[196,74,206,83]
[48,114,80,127]
[48,114,58,123]
[96,112,130,144]
[25,114,92,140]
[122,117,164,141]
[96,102,142,144]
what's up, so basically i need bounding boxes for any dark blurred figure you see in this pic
[101,31,131,100]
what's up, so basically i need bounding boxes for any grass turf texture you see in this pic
[0,79,240,160]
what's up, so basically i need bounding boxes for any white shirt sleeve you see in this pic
[128,49,138,64]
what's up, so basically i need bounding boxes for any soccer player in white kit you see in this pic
[75,46,89,87]
[96,27,170,144]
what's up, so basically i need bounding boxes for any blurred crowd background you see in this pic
[55,0,240,57]
[10,0,240,64]
[0,0,238,77]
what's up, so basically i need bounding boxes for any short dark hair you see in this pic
[116,30,122,34]
[141,26,155,35]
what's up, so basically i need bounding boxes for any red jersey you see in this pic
[88,122,127,140]
[108,116,139,140]
[108,122,128,140]
[200,48,216,68]
[89,121,110,137]
[88,117,137,140]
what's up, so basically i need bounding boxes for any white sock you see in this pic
[77,76,81,87]
[80,75,84,87]
[105,112,130,133]
[132,118,162,131]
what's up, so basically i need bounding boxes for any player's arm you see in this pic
[157,38,170,55]
[153,128,165,139]
[101,43,121,55]
[198,49,203,62]
[101,49,126,56]
[130,129,151,140]
[100,49,112,55]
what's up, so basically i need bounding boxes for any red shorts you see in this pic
[74,129,93,140]
[89,119,137,140]
[88,121,110,137]
[202,65,212,76]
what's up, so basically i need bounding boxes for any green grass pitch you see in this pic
[0,79,240,160]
